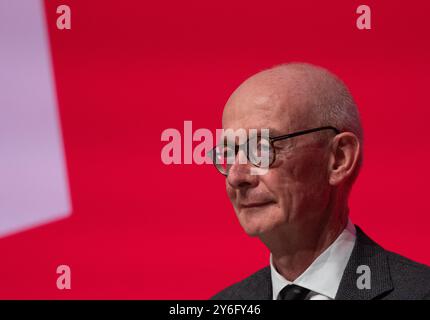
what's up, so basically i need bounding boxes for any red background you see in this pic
[1,0,429,299]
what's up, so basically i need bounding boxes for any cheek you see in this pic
[271,154,328,203]
[286,148,328,183]
[258,173,291,210]
[226,182,236,203]
[286,155,330,211]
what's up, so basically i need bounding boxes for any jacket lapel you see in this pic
[335,226,394,300]
[237,266,273,300]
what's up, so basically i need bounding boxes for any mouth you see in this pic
[239,201,275,209]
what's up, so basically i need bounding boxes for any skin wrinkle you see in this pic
[221,63,361,281]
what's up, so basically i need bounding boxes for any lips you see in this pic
[239,201,275,209]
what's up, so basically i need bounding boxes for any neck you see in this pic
[260,196,349,282]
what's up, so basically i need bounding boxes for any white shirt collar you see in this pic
[270,219,356,300]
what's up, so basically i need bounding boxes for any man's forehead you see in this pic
[222,100,294,138]
[223,91,285,120]
[221,68,315,137]
[219,127,283,145]
[223,98,289,126]
[221,126,282,136]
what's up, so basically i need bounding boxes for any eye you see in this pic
[248,137,274,167]
[224,148,236,161]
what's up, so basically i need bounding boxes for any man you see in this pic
[210,63,430,300]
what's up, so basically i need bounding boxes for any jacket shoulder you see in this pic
[353,226,430,299]
[385,250,430,299]
[210,266,271,300]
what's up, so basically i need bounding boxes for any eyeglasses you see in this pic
[208,126,340,176]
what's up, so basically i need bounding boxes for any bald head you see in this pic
[224,63,362,143]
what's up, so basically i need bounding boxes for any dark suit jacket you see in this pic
[211,226,430,300]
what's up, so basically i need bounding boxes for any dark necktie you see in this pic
[277,284,311,300]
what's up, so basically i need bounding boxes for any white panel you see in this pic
[0,0,71,237]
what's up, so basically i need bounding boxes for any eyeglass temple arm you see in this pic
[270,126,340,142]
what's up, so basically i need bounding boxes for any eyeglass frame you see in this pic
[210,125,341,176]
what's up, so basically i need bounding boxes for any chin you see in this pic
[237,208,279,237]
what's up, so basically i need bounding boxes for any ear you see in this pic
[328,132,360,186]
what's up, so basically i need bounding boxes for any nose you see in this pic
[226,149,259,189]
